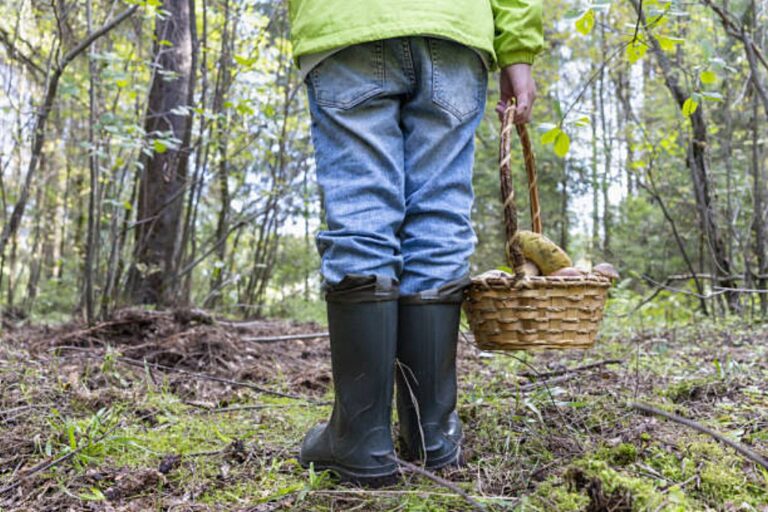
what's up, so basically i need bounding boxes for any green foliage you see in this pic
[0,0,766,323]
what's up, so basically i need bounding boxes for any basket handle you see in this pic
[499,100,542,276]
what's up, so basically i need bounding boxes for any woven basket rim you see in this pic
[468,273,612,289]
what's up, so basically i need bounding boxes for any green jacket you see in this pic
[288,0,544,68]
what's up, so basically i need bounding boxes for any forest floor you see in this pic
[1,308,767,511]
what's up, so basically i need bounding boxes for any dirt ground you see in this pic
[1,308,767,511]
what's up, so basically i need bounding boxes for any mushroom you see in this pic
[522,261,541,277]
[593,262,620,280]
[548,266,585,277]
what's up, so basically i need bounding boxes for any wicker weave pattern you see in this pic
[465,275,610,350]
[464,103,611,351]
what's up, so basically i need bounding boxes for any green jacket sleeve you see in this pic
[491,0,544,67]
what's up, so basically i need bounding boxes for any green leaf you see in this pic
[79,487,106,501]
[554,131,571,158]
[701,91,723,102]
[115,78,129,88]
[682,97,698,117]
[68,424,77,450]
[541,126,561,145]
[236,101,255,116]
[700,70,717,84]
[657,36,684,52]
[234,54,257,67]
[575,9,595,36]
[626,42,647,64]
[153,139,168,154]
[574,115,590,127]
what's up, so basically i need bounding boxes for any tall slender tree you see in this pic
[127,0,197,306]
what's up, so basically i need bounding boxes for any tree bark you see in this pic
[629,0,740,312]
[206,0,235,308]
[127,0,196,306]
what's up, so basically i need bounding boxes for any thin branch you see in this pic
[519,359,624,379]
[386,454,486,512]
[631,402,768,471]
[0,4,139,261]
[240,332,329,344]
[57,5,139,72]
[0,26,45,79]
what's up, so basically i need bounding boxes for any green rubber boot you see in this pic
[395,278,467,469]
[299,275,399,486]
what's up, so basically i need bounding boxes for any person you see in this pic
[288,0,543,485]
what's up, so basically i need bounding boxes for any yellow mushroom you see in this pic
[514,231,573,275]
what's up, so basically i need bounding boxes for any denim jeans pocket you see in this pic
[428,38,487,122]
[308,41,385,109]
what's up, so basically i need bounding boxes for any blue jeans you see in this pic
[306,37,488,296]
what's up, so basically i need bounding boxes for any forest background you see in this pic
[1,1,768,510]
[0,0,765,325]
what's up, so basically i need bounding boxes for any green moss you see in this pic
[611,443,639,466]
[530,478,590,511]
[688,442,768,506]
[571,458,700,511]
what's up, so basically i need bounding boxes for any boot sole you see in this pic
[299,458,399,487]
[398,442,463,470]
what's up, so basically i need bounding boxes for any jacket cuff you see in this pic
[498,50,536,68]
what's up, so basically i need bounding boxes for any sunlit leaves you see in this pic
[125,0,162,6]
[574,116,590,128]
[626,40,647,64]
[234,54,259,68]
[682,96,698,117]
[541,125,559,145]
[153,139,169,154]
[541,126,571,158]
[700,91,723,102]
[576,9,595,36]
[657,35,684,52]
[554,131,571,157]
[700,70,717,85]
[148,132,181,156]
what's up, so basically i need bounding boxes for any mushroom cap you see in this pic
[548,267,585,277]
[593,262,620,280]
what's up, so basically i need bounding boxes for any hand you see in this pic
[496,63,537,124]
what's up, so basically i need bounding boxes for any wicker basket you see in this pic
[464,104,611,351]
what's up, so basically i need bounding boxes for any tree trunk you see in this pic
[83,0,100,324]
[751,83,767,316]
[630,0,740,312]
[598,16,613,257]
[127,0,196,306]
[590,67,600,256]
[206,0,235,308]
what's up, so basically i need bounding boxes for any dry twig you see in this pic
[631,402,768,471]
[386,454,486,511]
[519,359,623,379]
[241,332,329,344]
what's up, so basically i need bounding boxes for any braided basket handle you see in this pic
[499,101,542,277]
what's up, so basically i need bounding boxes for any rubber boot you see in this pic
[395,278,467,469]
[299,275,399,485]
